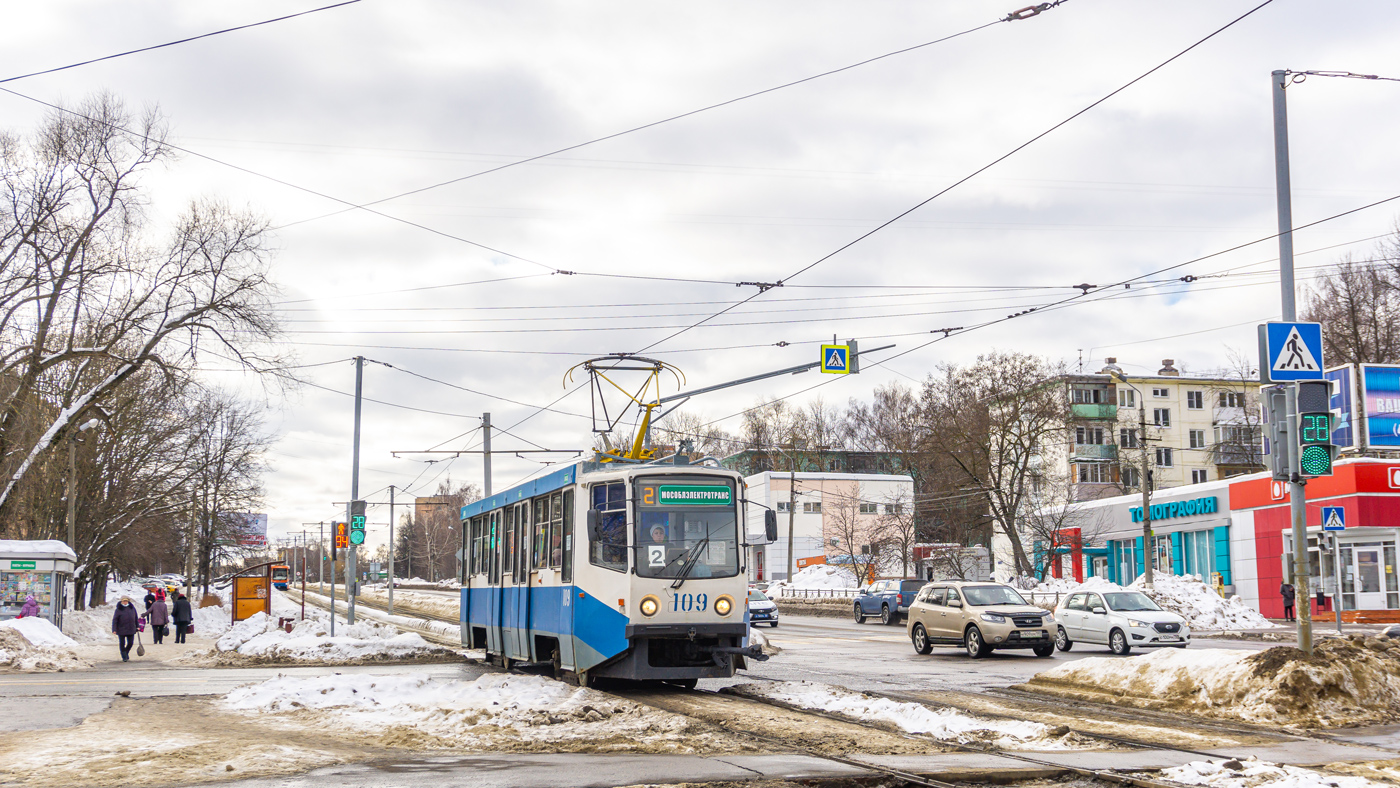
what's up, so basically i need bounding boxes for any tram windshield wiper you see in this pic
[670,537,709,590]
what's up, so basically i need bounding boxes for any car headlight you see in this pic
[715,595,733,616]
[1042,612,1055,623]
[640,595,660,617]
[1129,619,1149,628]
[980,613,1006,623]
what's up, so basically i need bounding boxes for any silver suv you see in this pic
[906,581,1055,658]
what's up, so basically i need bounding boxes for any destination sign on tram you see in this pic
[638,484,733,506]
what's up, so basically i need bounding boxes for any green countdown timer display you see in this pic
[349,514,366,545]
[1299,444,1333,476]
[1299,413,1331,444]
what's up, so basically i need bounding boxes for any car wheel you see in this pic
[853,605,865,624]
[881,605,894,626]
[1109,628,1131,655]
[1033,644,1055,657]
[770,622,779,628]
[965,626,992,659]
[911,624,933,655]
[1055,626,1073,652]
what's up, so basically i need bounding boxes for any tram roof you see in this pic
[460,462,581,520]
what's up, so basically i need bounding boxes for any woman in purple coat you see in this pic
[111,596,140,661]
[18,594,39,618]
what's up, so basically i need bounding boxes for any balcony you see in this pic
[1072,444,1118,460]
[1071,403,1117,420]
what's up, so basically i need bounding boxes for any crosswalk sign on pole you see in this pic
[821,344,850,375]
[1321,506,1346,531]
[1259,322,1324,381]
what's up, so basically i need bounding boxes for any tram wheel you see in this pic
[666,678,699,690]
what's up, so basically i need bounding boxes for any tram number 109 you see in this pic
[671,593,708,612]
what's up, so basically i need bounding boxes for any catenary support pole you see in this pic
[1334,533,1343,634]
[1139,399,1154,589]
[388,485,395,616]
[483,413,492,496]
[1273,69,1311,654]
[348,355,363,624]
[787,470,796,582]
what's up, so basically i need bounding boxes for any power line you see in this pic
[0,1,365,85]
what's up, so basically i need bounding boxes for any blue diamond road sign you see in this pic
[1321,506,1345,531]
[1259,322,1324,381]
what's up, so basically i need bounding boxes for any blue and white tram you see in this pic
[460,458,771,684]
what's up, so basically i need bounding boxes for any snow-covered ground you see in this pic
[1033,573,1277,630]
[1165,758,1387,788]
[726,681,1088,750]
[767,565,858,595]
[223,672,713,751]
[204,610,452,665]
[0,616,89,671]
[1026,636,1400,727]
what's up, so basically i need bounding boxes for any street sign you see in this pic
[820,344,850,374]
[1321,506,1346,531]
[1260,322,1324,381]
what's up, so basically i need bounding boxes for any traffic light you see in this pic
[332,521,349,558]
[1297,381,1337,477]
[1264,386,1291,481]
[349,500,367,545]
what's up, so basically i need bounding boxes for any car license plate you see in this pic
[1159,635,1178,641]
[1024,632,1043,638]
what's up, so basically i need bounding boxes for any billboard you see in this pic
[1362,365,1400,448]
[1325,365,1355,448]
[233,513,268,548]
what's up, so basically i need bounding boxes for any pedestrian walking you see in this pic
[1280,581,1296,622]
[143,589,156,613]
[172,594,193,644]
[18,594,39,618]
[148,596,169,644]
[112,596,140,661]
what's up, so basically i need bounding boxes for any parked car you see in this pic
[906,581,1056,658]
[747,588,779,627]
[1053,590,1189,655]
[854,579,929,625]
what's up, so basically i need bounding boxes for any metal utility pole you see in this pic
[787,470,797,582]
[1111,373,1153,587]
[1272,69,1312,654]
[483,413,492,496]
[387,485,395,616]
[318,522,325,583]
[348,355,364,625]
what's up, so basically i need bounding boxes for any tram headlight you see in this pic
[640,595,660,617]
[715,595,734,617]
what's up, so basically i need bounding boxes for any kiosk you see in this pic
[0,540,76,629]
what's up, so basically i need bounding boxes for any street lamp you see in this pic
[65,418,102,550]
[1108,372,1155,589]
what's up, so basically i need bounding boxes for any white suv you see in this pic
[1053,589,1189,655]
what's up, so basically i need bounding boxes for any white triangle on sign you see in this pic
[1273,326,1321,372]
[826,349,846,369]
[1325,510,1344,529]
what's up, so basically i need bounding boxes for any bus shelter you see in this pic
[0,540,76,629]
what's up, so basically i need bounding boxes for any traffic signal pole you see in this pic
[1272,69,1312,654]
[348,356,363,625]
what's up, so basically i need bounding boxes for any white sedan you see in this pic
[1053,589,1189,655]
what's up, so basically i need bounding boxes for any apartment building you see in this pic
[1052,358,1264,502]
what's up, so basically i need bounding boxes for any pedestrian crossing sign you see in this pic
[821,344,850,374]
[1322,506,1346,531]
[1259,322,1324,381]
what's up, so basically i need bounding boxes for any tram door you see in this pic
[485,510,504,654]
[508,502,532,659]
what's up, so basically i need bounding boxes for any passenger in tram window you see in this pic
[650,525,667,543]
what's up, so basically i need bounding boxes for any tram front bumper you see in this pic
[594,622,755,680]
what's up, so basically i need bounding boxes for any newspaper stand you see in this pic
[0,540,76,629]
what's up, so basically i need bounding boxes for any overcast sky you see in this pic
[3,1,1398,553]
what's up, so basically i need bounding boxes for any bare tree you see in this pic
[1018,495,1110,581]
[1303,252,1400,365]
[649,410,736,459]
[822,482,887,586]
[412,478,480,581]
[877,487,917,578]
[188,393,270,595]
[1207,349,1265,477]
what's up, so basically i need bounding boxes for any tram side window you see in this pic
[533,497,548,570]
[503,507,515,574]
[590,482,627,573]
[549,492,564,568]
[470,516,487,575]
[561,490,574,583]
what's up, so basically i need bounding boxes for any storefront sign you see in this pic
[1362,364,1400,448]
[8,560,35,570]
[655,485,732,506]
[1130,496,1219,523]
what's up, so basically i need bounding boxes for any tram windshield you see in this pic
[634,478,740,580]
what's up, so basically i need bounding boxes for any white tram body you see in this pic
[460,458,764,682]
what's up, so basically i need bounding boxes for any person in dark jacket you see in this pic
[1280,582,1296,621]
[148,597,169,644]
[143,590,156,613]
[112,597,140,661]
[171,594,193,644]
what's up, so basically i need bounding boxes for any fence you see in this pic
[772,587,860,599]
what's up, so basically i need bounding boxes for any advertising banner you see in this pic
[233,512,268,547]
[1361,364,1400,448]
[1325,365,1355,448]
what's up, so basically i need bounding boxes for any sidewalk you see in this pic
[1194,619,1388,641]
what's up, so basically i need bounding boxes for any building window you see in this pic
[1118,389,1136,408]
[1119,428,1138,448]
[803,501,822,514]
[1152,387,1169,398]
[1189,429,1206,449]
[1191,469,1208,484]
[859,503,877,515]
[1218,391,1246,408]
[1153,408,1171,427]
[1075,426,1105,444]
[1122,466,1141,488]
[884,503,903,515]
[1077,463,1110,483]
[1155,447,1174,467]
[1187,391,1204,409]
[1072,387,1107,404]
[776,501,790,513]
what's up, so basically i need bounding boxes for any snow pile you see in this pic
[61,607,113,643]
[767,564,857,594]
[1031,574,1276,631]
[223,673,700,750]
[191,603,231,637]
[0,627,89,672]
[726,681,1085,749]
[0,616,78,648]
[1024,635,1400,727]
[211,612,449,664]
[1164,757,1385,788]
